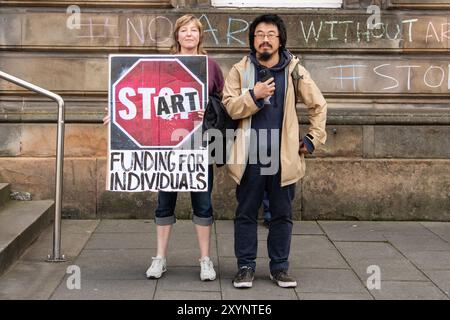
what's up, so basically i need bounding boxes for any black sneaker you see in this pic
[270,270,297,288]
[233,266,254,288]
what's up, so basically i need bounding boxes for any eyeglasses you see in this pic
[254,33,279,40]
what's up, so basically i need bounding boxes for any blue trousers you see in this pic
[235,164,295,273]
[263,191,271,221]
[154,165,214,226]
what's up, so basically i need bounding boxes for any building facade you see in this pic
[0,0,449,220]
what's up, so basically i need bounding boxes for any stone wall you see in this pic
[0,0,449,220]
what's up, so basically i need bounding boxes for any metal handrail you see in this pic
[0,70,66,262]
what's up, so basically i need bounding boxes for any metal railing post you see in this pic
[0,70,66,262]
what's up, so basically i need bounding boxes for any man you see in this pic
[222,14,327,289]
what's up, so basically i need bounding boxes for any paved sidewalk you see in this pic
[0,219,449,300]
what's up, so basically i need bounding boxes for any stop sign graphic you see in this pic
[112,56,206,148]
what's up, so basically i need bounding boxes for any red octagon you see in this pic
[112,58,205,148]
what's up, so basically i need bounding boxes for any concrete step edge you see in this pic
[0,183,11,208]
[0,200,55,277]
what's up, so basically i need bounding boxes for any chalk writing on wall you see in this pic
[65,14,449,47]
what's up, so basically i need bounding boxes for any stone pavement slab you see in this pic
[21,232,95,262]
[291,250,349,269]
[420,222,450,242]
[334,241,405,260]
[422,270,450,296]
[383,233,450,253]
[0,220,99,300]
[154,290,222,300]
[72,248,152,280]
[373,222,438,236]
[156,267,221,292]
[51,279,156,300]
[220,277,298,300]
[95,219,155,233]
[349,258,428,282]
[297,292,373,300]
[0,261,67,300]
[291,235,336,251]
[402,251,450,270]
[84,232,157,250]
[292,221,324,235]
[369,281,449,300]
[318,221,387,241]
[43,220,99,236]
[334,242,428,281]
[291,268,369,294]
[290,236,349,269]
[318,221,434,242]
[2,219,450,300]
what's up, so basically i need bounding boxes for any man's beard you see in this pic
[259,51,272,61]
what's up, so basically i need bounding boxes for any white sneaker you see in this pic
[199,256,216,281]
[146,256,167,279]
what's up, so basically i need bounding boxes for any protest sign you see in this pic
[107,55,208,192]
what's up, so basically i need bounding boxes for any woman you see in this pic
[145,15,224,281]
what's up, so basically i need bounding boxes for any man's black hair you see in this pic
[248,14,287,53]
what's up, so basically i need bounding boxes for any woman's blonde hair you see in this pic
[170,15,207,54]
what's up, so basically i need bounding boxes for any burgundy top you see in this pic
[207,57,224,95]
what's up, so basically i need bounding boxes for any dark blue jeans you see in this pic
[263,191,271,222]
[235,164,295,273]
[154,165,214,226]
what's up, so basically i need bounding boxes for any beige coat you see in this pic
[222,54,327,187]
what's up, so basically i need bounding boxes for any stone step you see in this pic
[0,200,54,277]
[0,184,11,208]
